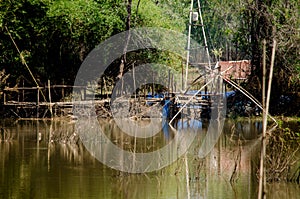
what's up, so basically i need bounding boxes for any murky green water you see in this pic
[0,119,299,199]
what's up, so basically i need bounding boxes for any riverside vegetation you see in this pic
[0,0,299,196]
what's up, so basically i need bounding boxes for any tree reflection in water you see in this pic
[0,118,298,199]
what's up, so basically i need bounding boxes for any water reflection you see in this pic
[223,119,263,140]
[0,119,297,199]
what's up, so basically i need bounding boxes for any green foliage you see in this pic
[43,0,126,82]
[0,0,126,85]
[47,0,125,42]
[200,0,299,95]
[267,0,300,91]
[0,0,47,80]
[266,122,300,182]
[0,0,189,87]
[0,0,299,106]
[132,0,186,31]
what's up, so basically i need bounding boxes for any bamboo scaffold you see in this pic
[169,2,278,177]
[185,0,211,90]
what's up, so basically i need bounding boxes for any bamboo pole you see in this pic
[168,69,171,94]
[197,0,211,96]
[169,78,214,125]
[133,63,136,100]
[22,79,25,101]
[182,58,184,91]
[258,39,276,199]
[62,79,65,101]
[152,70,154,96]
[37,87,40,118]
[171,76,174,94]
[103,77,108,99]
[3,93,6,105]
[262,40,266,117]
[48,123,52,172]
[197,0,211,69]
[184,153,191,199]
[258,40,267,199]
[185,0,194,90]
[48,80,53,118]
[83,87,86,100]
[262,40,267,194]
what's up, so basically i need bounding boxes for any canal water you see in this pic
[0,119,299,199]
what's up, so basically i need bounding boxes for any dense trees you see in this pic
[0,0,188,86]
[0,0,299,113]
[200,0,299,96]
[0,0,126,85]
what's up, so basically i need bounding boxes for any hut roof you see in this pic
[218,60,251,80]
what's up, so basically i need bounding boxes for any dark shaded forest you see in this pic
[0,0,299,115]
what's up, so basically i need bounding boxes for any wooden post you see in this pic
[262,39,267,119]
[133,63,136,99]
[258,39,276,199]
[152,70,154,96]
[83,87,86,100]
[103,77,108,99]
[36,120,40,147]
[171,73,174,93]
[182,58,184,91]
[100,80,103,97]
[174,81,177,93]
[62,79,65,101]
[258,40,267,199]
[37,87,40,106]
[185,0,193,90]
[18,89,20,102]
[197,0,211,69]
[48,80,53,118]
[48,123,53,171]
[37,87,40,117]
[143,82,146,99]
[168,69,171,94]
[22,79,25,101]
[184,153,191,199]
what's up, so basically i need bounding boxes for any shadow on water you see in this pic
[0,118,299,199]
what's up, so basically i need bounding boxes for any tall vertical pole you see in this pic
[262,39,266,122]
[48,80,53,118]
[133,63,136,100]
[3,92,6,105]
[197,0,211,69]
[182,59,184,90]
[197,0,210,96]
[168,69,171,94]
[37,86,40,118]
[185,153,191,199]
[62,79,65,101]
[258,40,266,198]
[185,0,194,90]
[22,79,25,101]
[152,70,154,96]
[258,39,276,199]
